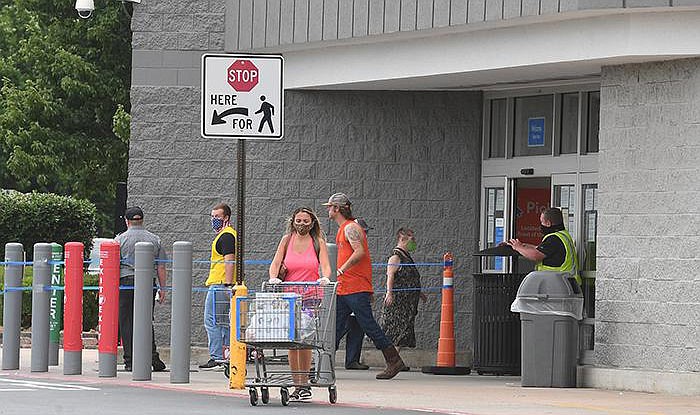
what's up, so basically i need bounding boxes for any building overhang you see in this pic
[267,9,700,90]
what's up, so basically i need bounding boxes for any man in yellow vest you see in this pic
[199,203,237,369]
[506,207,581,285]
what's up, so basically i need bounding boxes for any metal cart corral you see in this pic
[235,282,337,406]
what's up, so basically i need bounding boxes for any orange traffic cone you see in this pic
[421,252,470,375]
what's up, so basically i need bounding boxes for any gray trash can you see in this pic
[510,271,583,387]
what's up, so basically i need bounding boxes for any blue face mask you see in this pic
[211,217,224,232]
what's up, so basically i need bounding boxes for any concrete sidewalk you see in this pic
[3,348,699,415]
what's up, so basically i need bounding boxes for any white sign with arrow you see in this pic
[201,54,283,139]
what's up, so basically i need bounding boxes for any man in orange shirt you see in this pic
[324,193,406,380]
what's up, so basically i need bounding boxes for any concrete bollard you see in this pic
[98,241,121,377]
[63,242,84,375]
[31,243,52,372]
[170,241,193,384]
[2,243,24,370]
[132,242,154,381]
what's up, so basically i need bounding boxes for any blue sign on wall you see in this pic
[528,117,545,147]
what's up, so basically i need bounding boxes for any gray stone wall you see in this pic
[597,57,700,372]
[130,0,483,355]
[130,89,483,353]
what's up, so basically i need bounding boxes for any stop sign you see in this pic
[227,60,259,92]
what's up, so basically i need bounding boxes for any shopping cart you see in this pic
[235,281,337,406]
[212,286,232,375]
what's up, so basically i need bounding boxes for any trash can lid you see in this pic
[515,271,582,299]
[473,245,520,257]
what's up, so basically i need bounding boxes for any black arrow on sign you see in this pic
[212,107,249,125]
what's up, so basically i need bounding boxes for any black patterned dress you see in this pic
[382,247,422,348]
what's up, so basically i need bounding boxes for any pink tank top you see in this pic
[282,233,319,282]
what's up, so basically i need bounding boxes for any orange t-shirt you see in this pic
[336,220,373,296]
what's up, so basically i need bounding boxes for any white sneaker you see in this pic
[289,387,312,402]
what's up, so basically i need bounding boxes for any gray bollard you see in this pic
[2,243,24,370]
[31,243,52,372]
[326,243,337,275]
[170,241,193,384]
[132,242,154,381]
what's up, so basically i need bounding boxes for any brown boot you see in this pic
[376,346,407,380]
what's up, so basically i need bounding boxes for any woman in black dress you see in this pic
[382,228,427,359]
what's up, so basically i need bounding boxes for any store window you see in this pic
[513,95,553,157]
[489,99,507,158]
[553,184,576,242]
[586,92,600,153]
[560,93,579,154]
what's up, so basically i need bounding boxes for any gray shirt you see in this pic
[114,225,168,279]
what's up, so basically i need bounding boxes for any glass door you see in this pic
[551,172,598,364]
[579,173,598,364]
[480,177,509,272]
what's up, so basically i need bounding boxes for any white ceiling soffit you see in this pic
[275,9,700,90]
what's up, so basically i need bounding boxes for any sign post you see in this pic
[201,53,284,389]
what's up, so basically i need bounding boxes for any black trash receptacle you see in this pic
[472,245,525,376]
[511,271,583,387]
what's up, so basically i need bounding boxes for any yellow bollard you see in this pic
[229,283,248,389]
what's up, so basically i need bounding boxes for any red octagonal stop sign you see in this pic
[227,60,259,92]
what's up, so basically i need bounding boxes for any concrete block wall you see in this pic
[596,57,700,372]
[130,0,483,357]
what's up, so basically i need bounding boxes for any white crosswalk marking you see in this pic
[0,378,100,391]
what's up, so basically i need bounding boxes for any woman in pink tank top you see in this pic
[268,207,331,402]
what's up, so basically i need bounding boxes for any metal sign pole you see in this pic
[229,138,249,390]
[236,139,245,284]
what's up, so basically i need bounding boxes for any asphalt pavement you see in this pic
[1,349,698,415]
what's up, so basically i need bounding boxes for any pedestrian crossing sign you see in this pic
[201,54,284,139]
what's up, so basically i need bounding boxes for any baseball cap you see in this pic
[322,193,352,207]
[124,206,144,220]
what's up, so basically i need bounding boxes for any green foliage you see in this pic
[0,267,99,331]
[0,0,131,235]
[0,190,96,257]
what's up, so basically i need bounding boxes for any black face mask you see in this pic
[541,223,565,235]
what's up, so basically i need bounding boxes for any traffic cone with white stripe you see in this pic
[421,252,470,375]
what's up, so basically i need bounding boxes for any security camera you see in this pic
[75,0,94,19]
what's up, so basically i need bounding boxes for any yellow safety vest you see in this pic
[535,229,581,285]
[206,226,237,286]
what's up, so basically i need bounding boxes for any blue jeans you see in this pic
[336,292,392,351]
[204,285,230,360]
[341,314,365,365]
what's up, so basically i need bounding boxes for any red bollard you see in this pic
[421,252,470,375]
[63,242,84,375]
[98,241,120,377]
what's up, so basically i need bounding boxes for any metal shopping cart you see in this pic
[212,286,233,375]
[235,282,337,406]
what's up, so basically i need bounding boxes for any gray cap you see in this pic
[322,192,351,207]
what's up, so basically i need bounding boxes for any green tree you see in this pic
[0,0,131,235]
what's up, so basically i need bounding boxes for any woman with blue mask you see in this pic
[382,228,426,365]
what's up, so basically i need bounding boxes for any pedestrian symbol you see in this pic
[255,96,275,134]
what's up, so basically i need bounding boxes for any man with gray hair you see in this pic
[115,206,168,372]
